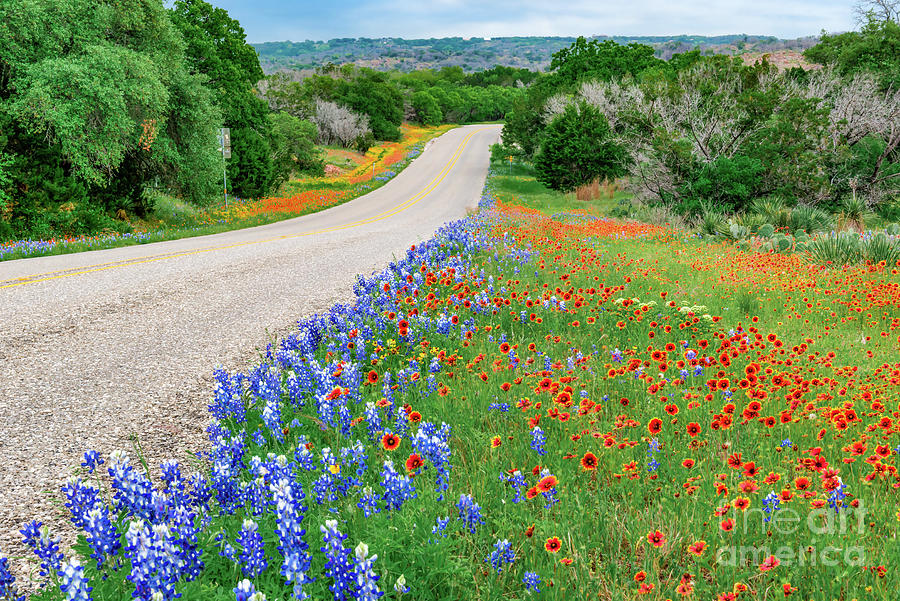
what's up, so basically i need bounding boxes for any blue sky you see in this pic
[210,0,855,43]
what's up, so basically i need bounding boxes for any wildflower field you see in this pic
[0,125,450,263]
[4,163,900,601]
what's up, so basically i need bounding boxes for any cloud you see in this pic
[214,0,854,43]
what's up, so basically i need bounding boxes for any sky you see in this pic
[209,0,856,44]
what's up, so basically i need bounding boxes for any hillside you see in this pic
[253,34,819,73]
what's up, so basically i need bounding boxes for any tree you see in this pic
[312,100,371,147]
[0,0,220,237]
[805,18,900,89]
[170,0,274,198]
[534,102,628,192]
[334,70,404,140]
[549,37,668,88]
[410,91,443,126]
[268,112,323,188]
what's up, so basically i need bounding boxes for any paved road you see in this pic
[0,124,500,575]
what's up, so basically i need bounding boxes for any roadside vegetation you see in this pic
[0,124,450,262]
[4,154,898,600]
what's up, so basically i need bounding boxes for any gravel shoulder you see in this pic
[0,124,500,586]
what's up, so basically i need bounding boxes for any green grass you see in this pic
[491,161,633,216]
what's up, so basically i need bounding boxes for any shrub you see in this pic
[790,205,833,234]
[534,101,628,193]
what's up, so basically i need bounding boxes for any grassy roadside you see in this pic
[0,124,454,263]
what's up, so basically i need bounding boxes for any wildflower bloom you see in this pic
[405,453,424,473]
[580,452,598,470]
[544,537,562,553]
[537,475,558,492]
[687,540,707,556]
[646,530,666,548]
[381,433,400,451]
[759,555,780,571]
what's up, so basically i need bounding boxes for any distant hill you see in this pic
[253,35,820,74]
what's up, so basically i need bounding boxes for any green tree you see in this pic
[229,128,273,199]
[0,0,220,239]
[410,90,443,125]
[170,0,274,198]
[534,102,628,192]
[268,112,323,189]
[805,18,900,88]
[549,37,669,87]
[334,70,404,140]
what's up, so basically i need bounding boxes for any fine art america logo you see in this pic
[716,497,868,568]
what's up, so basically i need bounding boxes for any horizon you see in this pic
[206,0,854,45]
[253,32,825,45]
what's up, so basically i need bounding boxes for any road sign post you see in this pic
[218,128,231,206]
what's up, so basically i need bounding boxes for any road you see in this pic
[0,124,500,576]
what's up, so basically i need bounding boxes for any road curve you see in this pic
[0,124,500,573]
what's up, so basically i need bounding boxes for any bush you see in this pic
[534,102,628,193]
[790,205,833,234]
[684,155,766,214]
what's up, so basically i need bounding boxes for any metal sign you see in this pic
[218,128,231,159]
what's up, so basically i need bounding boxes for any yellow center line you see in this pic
[1,127,489,290]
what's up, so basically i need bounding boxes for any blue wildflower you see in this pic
[522,571,541,593]
[485,539,515,574]
[236,519,267,578]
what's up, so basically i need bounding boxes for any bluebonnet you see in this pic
[647,438,660,472]
[107,451,155,521]
[411,422,452,498]
[456,494,485,534]
[762,491,781,522]
[353,542,383,601]
[211,368,247,423]
[81,450,104,474]
[171,506,203,582]
[270,478,311,596]
[58,558,92,601]
[500,470,528,503]
[357,486,380,517]
[485,539,515,573]
[234,579,257,601]
[20,521,64,581]
[0,555,25,601]
[320,520,354,601]
[83,504,121,569]
[363,402,382,442]
[124,520,180,600]
[530,427,546,456]
[827,479,847,513]
[780,439,793,449]
[522,571,541,593]
[236,519,267,578]
[379,460,416,511]
[430,516,450,541]
[61,478,100,529]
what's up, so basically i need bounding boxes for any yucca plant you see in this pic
[750,196,792,230]
[732,212,767,233]
[697,210,728,236]
[805,232,862,266]
[862,233,900,266]
[790,204,833,235]
[838,193,873,233]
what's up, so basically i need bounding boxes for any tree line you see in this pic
[0,0,322,241]
[0,0,532,242]
[498,10,900,218]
